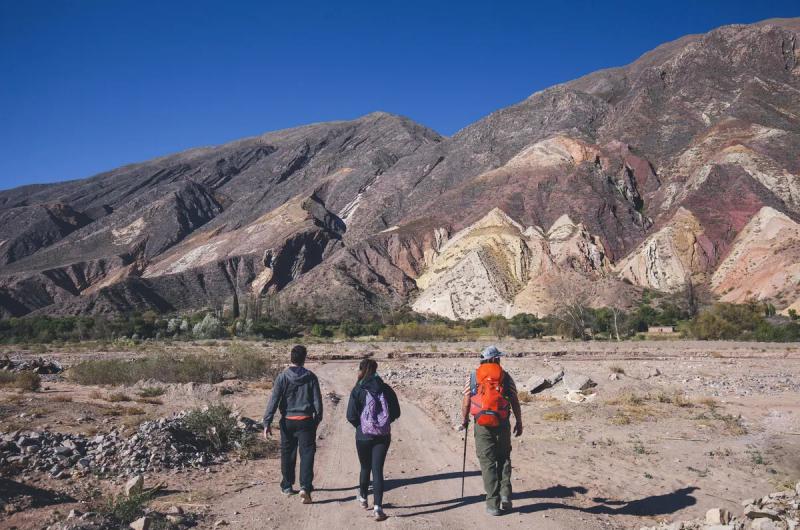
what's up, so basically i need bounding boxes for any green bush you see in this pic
[101,490,154,525]
[183,403,242,453]
[380,322,463,341]
[0,371,41,392]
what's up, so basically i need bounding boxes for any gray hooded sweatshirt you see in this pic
[263,366,323,427]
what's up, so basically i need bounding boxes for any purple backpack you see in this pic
[360,390,391,436]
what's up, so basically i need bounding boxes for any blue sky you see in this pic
[1,0,798,189]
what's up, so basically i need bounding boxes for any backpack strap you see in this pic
[469,371,477,395]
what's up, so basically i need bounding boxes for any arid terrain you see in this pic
[1,339,799,529]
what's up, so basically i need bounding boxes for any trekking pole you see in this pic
[461,423,468,499]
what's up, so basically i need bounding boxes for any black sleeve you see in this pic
[346,386,361,428]
[384,383,401,422]
[312,375,323,424]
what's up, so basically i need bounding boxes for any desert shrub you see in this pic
[0,371,41,392]
[227,351,277,381]
[688,303,766,340]
[609,366,625,374]
[379,322,463,341]
[517,391,533,403]
[137,387,165,398]
[542,409,571,421]
[69,355,224,385]
[310,324,332,338]
[101,490,155,525]
[183,403,242,453]
[106,392,132,402]
[192,314,225,339]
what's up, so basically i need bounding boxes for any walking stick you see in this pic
[461,424,468,499]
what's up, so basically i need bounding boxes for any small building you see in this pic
[648,326,675,334]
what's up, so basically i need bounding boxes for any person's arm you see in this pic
[312,375,323,425]
[506,374,523,436]
[385,384,401,422]
[346,387,360,428]
[263,372,285,437]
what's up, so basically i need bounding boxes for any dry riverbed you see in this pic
[0,339,799,529]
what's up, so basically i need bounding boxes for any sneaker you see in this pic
[281,487,297,496]
[356,495,369,509]
[299,490,312,504]
[500,496,512,511]
[486,506,501,516]
[374,506,388,522]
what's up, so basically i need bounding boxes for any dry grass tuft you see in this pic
[609,366,625,374]
[518,391,533,403]
[542,409,572,422]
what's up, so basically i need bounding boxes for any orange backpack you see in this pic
[469,363,510,427]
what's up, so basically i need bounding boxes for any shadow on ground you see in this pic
[0,478,75,508]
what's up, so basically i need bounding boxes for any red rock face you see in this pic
[1,20,800,317]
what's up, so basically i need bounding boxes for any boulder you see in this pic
[129,517,151,530]
[563,373,596,393]
[750,519,781,530]
[125,475,144,496]
[524,376,548,393]
[705,508,732,525]
[645,367,661,378]
[744,505,781,520]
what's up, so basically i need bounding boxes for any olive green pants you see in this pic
[474,422,512,509]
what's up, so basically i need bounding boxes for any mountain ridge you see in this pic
[2,18,799,319]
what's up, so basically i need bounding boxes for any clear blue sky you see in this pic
[1,0,798,190]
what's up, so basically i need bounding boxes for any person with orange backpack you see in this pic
[460,345,523,516]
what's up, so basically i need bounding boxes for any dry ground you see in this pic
[1,339,799,529]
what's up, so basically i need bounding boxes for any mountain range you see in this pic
[2,18,800,320]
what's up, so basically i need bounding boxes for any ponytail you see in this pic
[357,358,378,384]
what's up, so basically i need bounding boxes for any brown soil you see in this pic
[1,339,799,529]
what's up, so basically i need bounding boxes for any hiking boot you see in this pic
[500,496,512,511]
[299,490,312,504]
[486,506,501,516]
[374,507,388,522]
[356,495,369,509]
[281,487,297,496]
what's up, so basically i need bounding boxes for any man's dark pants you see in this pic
[474,422,512,510]
[279,417,317,492]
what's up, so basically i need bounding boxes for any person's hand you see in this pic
[513,421,523,437]
[263,425,272,439]
[457,418,469,431]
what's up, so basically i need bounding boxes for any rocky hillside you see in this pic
[1,18,799,319]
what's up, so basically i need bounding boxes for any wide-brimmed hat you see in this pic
[480,345,504,360]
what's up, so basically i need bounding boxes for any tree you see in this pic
[490,318,510,339]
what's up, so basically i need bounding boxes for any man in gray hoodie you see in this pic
[263,345,323,503]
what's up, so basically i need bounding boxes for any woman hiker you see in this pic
[346,358,401,522]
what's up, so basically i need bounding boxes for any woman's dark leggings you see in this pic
[356,436,391,506]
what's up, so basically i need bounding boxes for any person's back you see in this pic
[460,346,522,516]
[346,359,401,521]
[263,345,323,504]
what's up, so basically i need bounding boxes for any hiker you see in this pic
[263,344,323,504]
[346,358,401,522]
[460,345,523,516]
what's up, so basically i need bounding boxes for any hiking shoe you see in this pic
[356,495,369,509]
[374,507,388,522]
[486,507,501,516]
[500,496,512,511]
[299,490,312,504]
[281,487,297,496]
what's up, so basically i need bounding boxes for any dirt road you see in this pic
[212,361,607,529]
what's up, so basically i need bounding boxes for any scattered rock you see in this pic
[214,519,229,527]
[563,373,596,393]
[125,474,144,496]
[646,367,662,378]
[129,516,151,530]
[0,356,63,374]
[706,507,732,525]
